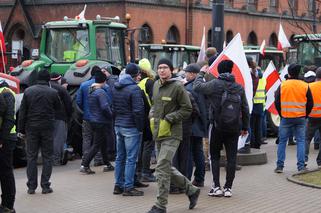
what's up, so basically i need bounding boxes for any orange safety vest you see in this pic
[280,79,308,118]
[309,81,321,118]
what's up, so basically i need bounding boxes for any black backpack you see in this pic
[215,83,241,132]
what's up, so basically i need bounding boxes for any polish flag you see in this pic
[197,26,206,62]
[279,64,289,81]
[0,21,7,73]
[277,23,291,50]
[263,61,281,115]
[259,40,266,56]
[209,33,253,112]
[75,5,87,20]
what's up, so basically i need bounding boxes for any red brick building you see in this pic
[0,0,320,61]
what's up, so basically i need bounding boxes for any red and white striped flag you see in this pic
[259,40,266,56]
[209,33,253,112]
[263,61,281,115]
[197,26,206,62]
[279,64,289,81]
[75,5,87,20]
[277,23,291,50]
[0,21,7,73]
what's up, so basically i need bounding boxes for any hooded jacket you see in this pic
[150,78,192,141]
[112,74,145,132]
[193,72,250,132]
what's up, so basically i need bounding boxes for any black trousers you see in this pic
[82,123,110,167]
[137,140,155,174]
[0,140,16,209]
[26,128,54,190]
[250,113,262,149]
[172,130,191,177]
[210,127,239,189]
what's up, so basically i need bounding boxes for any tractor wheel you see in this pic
[267,112,280,136]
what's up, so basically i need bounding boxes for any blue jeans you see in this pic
[277,118,306,171]
[114,126,142,190]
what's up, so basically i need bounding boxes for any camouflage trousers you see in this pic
[155,138,198,210]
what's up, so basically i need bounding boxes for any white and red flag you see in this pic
[279,64,289,81]
[259,40,266,56]
[75,4,87,20]
[209,33,253,112]
[197,26,206,62]
[263,61,281,115]
[0,21,7,73]
[277,23,291,50]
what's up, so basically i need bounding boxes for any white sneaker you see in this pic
[208,187,223,197]
[223,188,232,197]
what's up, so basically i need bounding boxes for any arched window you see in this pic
[247,31,258,45]
[166,25,180,44]
[138,23,153,44]
[207,29,212,47]
[226,30,234,44]
[269,33,278,47]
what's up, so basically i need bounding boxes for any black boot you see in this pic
[147,205,166,213]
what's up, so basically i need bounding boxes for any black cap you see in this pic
[288,63,301,78]
[37,69,51,82]
[50,72,62,81]
[157,58,174,71]
[184,63,201,73]
[91,66,101,76]
[125,63,140,77]
[218,60,234,74]
[94,71,107,83]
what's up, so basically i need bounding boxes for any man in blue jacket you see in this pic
[113,63,145,196]
[80,71,113,174]
[76,66,113,170]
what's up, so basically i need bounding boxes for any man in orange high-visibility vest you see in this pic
[305,69,321,167]
[274,64,313,173]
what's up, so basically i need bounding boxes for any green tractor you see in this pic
[244,45,285,136]
[11,15,127,93]
[138,44,200,72]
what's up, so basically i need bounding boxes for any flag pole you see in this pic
[0,41,6,74]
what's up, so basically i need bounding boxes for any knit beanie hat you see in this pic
[157,58,174,71]
[139,58,152,72]
[125,63,140,77]
[94,71,107,83]
[91,66,101,76]
[184,63,201,73]
[288,64,301,78]
[218,60,234,74]
[37,69,51,82]
[50,72,62,81]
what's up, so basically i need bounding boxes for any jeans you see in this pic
[26,128,53,190]
[82,123,111,167]
[305,118,321,163]
[210,128,239,189]
[114,126,141,190]
[188,136,205,183]
[277,117,306,171]
[0,139,16,209]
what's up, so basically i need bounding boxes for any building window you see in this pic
[288,0,298,16]
[166,25,180,44]
[269,0,278,12]
[247,0,257,11]
[308,0,314,17]
[225,0,233,8]
[226,30,233,44]
[247,31,258,45]
[269,33,278,47]
[138,24,153,44]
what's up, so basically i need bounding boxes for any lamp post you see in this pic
[212,0,224,53]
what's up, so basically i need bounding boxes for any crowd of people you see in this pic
[1,46,321,213]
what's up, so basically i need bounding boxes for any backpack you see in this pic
[215,83,241,132]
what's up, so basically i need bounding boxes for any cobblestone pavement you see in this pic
[13,138,321,213]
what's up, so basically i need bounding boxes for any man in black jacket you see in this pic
[0,80,16,213]
[193,60,250,198]
[50,73,72,166]
[18,69,60,195]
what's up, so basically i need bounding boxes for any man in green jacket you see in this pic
[147,58,200,213]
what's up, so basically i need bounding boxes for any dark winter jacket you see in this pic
[112,74,145,132]
[185,79,208,138]
[76,79,112,121]
[0,88,15,144]
[193,72,250,132]
[50,81,72,122]
[18,81,60,133]
[88,84,113,125]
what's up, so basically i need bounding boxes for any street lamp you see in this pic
[212,0,224,53]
